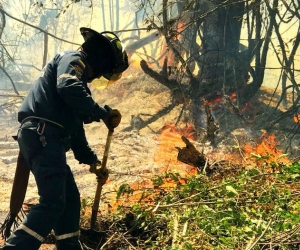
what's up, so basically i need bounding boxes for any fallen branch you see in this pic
[175,136,206,170]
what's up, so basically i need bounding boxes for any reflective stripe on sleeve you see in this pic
[55,231,79,240]
[57,73,79,82]
[19,224,45,242]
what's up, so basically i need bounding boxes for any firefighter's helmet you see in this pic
[80,27,129,83]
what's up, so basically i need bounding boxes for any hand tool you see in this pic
[90,128,113,230]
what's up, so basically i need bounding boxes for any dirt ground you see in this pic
[0,64,298,249]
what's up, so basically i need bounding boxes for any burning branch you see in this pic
[176,136,243,177]
[175,136,206,171]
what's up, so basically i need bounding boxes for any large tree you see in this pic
[135,0,300,149]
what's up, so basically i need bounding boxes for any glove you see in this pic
[102,108,122,130]
[89,159,101,174]
[89,160,109,184]
[96,168,109,185]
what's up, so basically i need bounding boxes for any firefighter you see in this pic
[1,27,129,249]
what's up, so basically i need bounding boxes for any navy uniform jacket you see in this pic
[18,50,107,164]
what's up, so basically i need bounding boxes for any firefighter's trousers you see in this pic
[2,122,83,250]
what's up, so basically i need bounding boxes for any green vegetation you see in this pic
[80,160,300,249]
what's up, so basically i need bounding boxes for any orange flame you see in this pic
[205,92,237,106]
[154,123,196,171]
[293,113,300,123]
[243,131,290,168]
[206,97,222,105]
[101,123,198,213]
[104,128,290,214]
[173,22,184,40]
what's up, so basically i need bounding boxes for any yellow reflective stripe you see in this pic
[55,231,79,240]
[57,73,79,82]
[78,59,85,68]
[19,224,45,242]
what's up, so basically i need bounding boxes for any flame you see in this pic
[243,131,290,168]
[293,113,300,123]
[205,92,237,106]
[100,117,292,214]
[102,128,291,215]
[230,92,237,103]
[153,123,197,178]
[173,22,184,40]
[241,102,250,112]
[206,97,222,105]
[99,123,198,213]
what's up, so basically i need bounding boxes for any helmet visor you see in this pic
[90,77,111,90]
[103,72,123,85]
[89,72,123,90]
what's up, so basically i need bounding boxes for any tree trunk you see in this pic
[195,0,245,95]
[187,0,246,131]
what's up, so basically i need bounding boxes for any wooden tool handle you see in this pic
[90,129,113,229]
[100,130,113,171]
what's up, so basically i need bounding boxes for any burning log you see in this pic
[176,136,243,177]
[175,136,206,171]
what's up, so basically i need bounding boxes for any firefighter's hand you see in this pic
[102,109,122,131]
[89,160,109,184]
[89,159,101,174]
[96,168,109,184]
